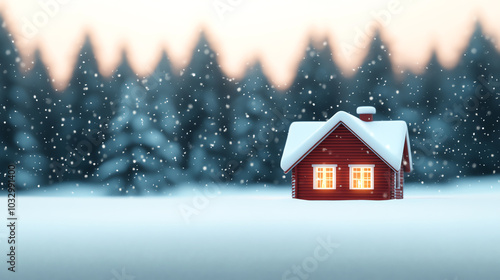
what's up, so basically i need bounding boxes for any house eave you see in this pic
[283,121,401,174]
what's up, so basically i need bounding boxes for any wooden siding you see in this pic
[294,123,395,200]
[396,165,404,199]
[292,168,297,198]
[390,170,396,199]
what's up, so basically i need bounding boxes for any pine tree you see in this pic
[288,41,344,121]
[230,63,281,184]
[96,52,184,194]
[0,17,22,190]
[181,35,235,182]
[454,26,500,177]
[25,51,67,185]
[405,53,444,183]
[349,34,398,117]
[149,53,184,186]
[5,85,49,189]
[55,37,108,182]
[2,46,58,189]
[98,77,176,194]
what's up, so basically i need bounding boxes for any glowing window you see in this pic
[312,164,337,189]
[349,165,374,190]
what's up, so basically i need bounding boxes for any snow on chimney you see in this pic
[356,106,376,122]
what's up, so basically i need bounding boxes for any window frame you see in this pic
[312,164,337,190]
[349,164,375,190]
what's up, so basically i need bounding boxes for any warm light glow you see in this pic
[350,166,374,190]
[313,165,336,189]
[2,0,500,90]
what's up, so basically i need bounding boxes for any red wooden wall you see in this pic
[294,123,395,200]
[397,165,404,199]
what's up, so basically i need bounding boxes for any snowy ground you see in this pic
[1,176,499,280]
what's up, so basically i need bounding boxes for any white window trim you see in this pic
[348,164,375,190]
[312,164,337,190]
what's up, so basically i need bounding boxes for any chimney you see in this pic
[356,106,376,122]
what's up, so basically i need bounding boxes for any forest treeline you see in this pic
[1,18,499,194]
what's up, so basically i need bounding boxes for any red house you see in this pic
[281,106,412,200]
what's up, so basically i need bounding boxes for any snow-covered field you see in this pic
[1,177,499,280]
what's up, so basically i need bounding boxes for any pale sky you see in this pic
[1,0,500,89]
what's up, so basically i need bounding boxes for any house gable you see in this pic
[294,123,394,200]
[281,111,411,174]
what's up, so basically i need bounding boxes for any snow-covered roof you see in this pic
[281,111,412,173]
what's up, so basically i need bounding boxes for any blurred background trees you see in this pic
[1,17,498,193]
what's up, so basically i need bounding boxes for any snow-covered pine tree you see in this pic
[230,62,281,184]
[0,17,24,190]
[307,41,346,117]
[181,35,235,183]
[288,41,344,122]
[97,75,180,194]
[19,50,61,186]
[56,37,109,182]
[350,34,398,118]
[454,26,500,177]
[4,84,49,189]
[409,53,453,183]
[148,53,184,185]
